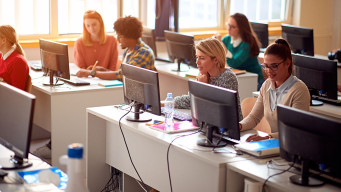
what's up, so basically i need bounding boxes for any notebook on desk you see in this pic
[234,138,280,158]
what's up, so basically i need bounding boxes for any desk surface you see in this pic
[227,158,341,192]
[0,145,52,192]
[86,105,258,192]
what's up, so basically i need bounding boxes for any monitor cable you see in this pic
[262,157,296,192]
[166,130,200,192]
[118,101,148,192]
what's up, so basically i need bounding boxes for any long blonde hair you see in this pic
[195,38,227,70]
[0,25,25,56]
[82,10,106,46]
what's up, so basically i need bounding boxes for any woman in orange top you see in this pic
[74,10,119,71]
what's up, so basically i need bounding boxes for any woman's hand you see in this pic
[196,73,209,83]
[246,134,271,142]
[212,33,222,41]
[76,69,91,77]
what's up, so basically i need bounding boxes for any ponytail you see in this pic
[265,38,293,74]
[15,42,25,56]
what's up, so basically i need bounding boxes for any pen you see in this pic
[146,121,164,126]
[92,60,98,70]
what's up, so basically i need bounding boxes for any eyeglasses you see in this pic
[261,61,285,71]
[225,22,237,29]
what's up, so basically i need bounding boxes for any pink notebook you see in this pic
[150,121,199,134]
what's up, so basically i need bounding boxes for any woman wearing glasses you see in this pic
[240,39,310,142]
[214,13,264,90]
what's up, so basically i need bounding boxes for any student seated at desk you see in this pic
[0,25,29,91]
[74,10,119,71]
[76,16,156,80]
[240,39,310,142]
[173,38,243,120]
[214,13,264,90]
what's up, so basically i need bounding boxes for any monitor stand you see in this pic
[0,156,32,170]
[171,58,190,72]
[290,160,324,186]
[197,125,227,148]
[43,71,64,86]
[126,103,152,122]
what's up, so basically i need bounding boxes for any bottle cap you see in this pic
[167,93,172,98]
[67,143,83,159]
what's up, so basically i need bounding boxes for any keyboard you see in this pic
[60,77,90,86]
[28,61,43,71]
[312,95,341,106]
[161,107,192,121]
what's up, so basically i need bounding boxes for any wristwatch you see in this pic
[90,70,96,77]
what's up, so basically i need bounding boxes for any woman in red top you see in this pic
[0,25,29,91]
[74,10,119,71]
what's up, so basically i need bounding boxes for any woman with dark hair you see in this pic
[76,16,155,80]
[0,25,29,90]
[240,39,310,141]
[214,13,264,90]
[74,10,119,71]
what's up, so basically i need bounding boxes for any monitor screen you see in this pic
[164,30,196,72]
[250,21,269,48]
[293,54,338,105]
[282,24,314,56]
[189,80,240,148]
[39,39,70,85]
[0,82,35,170]
[277,105,341,186]
[121,63,161,122]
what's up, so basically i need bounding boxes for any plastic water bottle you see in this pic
[164,93,175,128]
[60,143,88,192]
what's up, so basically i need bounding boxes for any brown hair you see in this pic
[0,25,25,56]
[82,10,106,45]
[114,16,143,39]
[265,38,293,74]
[196,38,227,70]
[230,13,260,57]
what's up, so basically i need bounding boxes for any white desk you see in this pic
[30,67,124,172]
[155,61,258,101]
[226,158,341,192]
[86,105,256,192]
[0,145,51,191]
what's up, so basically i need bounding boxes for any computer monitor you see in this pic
[121,63,161,122]
[164,30,196,72]
[39,39,70,86]
[250,21,269,49]
[282,24,314,56]
[293,54,338,105]
[277,104,341,186]
[0,82,35,170]
[189,80,240,148]
[142,27,171,63]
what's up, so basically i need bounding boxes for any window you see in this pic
[230,0,288,22]
[179,0,219,29]
[0,0,49,35]
[58,0,118,35]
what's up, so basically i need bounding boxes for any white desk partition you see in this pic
[86,105,256,192]
[155,61,258,101]
[30,65,124,172]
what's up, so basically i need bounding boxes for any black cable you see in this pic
[262,158,296,192]
[118,102,148,191]
[166,130,200,192]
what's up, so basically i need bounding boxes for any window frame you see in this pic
[18,0,292,46]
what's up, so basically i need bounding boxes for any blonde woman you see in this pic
[174,38,243,120]
[0,25,29,90]
[74,10,119,71]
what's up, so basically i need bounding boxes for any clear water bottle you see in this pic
[164,93,175,128]
[60,143,88,192]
